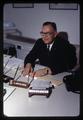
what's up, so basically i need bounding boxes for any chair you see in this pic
[57,31,68,41]
[58,31,80,71]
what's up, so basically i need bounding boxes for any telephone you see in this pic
[63,67,80,94]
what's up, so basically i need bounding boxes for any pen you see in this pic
[29,72,35,84]
[15,66,24,81]
[15,74,22,81]
[13,65,19,79]
[27,68,35,83]
[27,74,30,83]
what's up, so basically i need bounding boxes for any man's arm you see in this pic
[24,39,41,68]
[23,40,41,76]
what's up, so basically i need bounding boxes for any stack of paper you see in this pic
[5,57,23,69]
[36,72,72,87]
[36,75,63,87]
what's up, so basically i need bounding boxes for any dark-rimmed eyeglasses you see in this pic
[40,32,53,36]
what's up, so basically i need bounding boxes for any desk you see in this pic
[3,55,80,117]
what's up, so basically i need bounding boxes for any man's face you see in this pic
[40,25,57,44]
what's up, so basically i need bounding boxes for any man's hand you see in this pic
[22,63,33,76]
[30,67,52,77]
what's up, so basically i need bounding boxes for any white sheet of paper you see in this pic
[30,79,51,89]
[4,57,23,69]
[35,72,72,87]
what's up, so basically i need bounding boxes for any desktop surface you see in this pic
[3,55,80,117]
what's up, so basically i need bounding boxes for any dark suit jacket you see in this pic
[24,36,77,74]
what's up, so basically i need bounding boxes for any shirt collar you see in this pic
[47,41,54,51]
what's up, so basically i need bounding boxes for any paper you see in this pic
[36,76,63,87]
[34,64,46,71]
[35,72,72,87]
[30,79,52,89]
[3,54,11,67]
[4,56,23,69]
[51,80,63,87]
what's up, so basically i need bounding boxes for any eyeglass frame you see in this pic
[40,31,54,36]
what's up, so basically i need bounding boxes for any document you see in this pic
[30,79,52,89]
[4,56,23,69]
[3,54,11,67]
[36,72,72,87]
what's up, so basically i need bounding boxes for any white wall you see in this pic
[4,3,80,45]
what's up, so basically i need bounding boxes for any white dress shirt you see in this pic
[47,41,54,51]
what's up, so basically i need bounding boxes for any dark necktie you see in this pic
[47,44,50,52]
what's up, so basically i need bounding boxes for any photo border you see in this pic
[49,3,78,10]
[12,3,34,8]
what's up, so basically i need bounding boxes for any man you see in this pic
[23,21,77,77]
